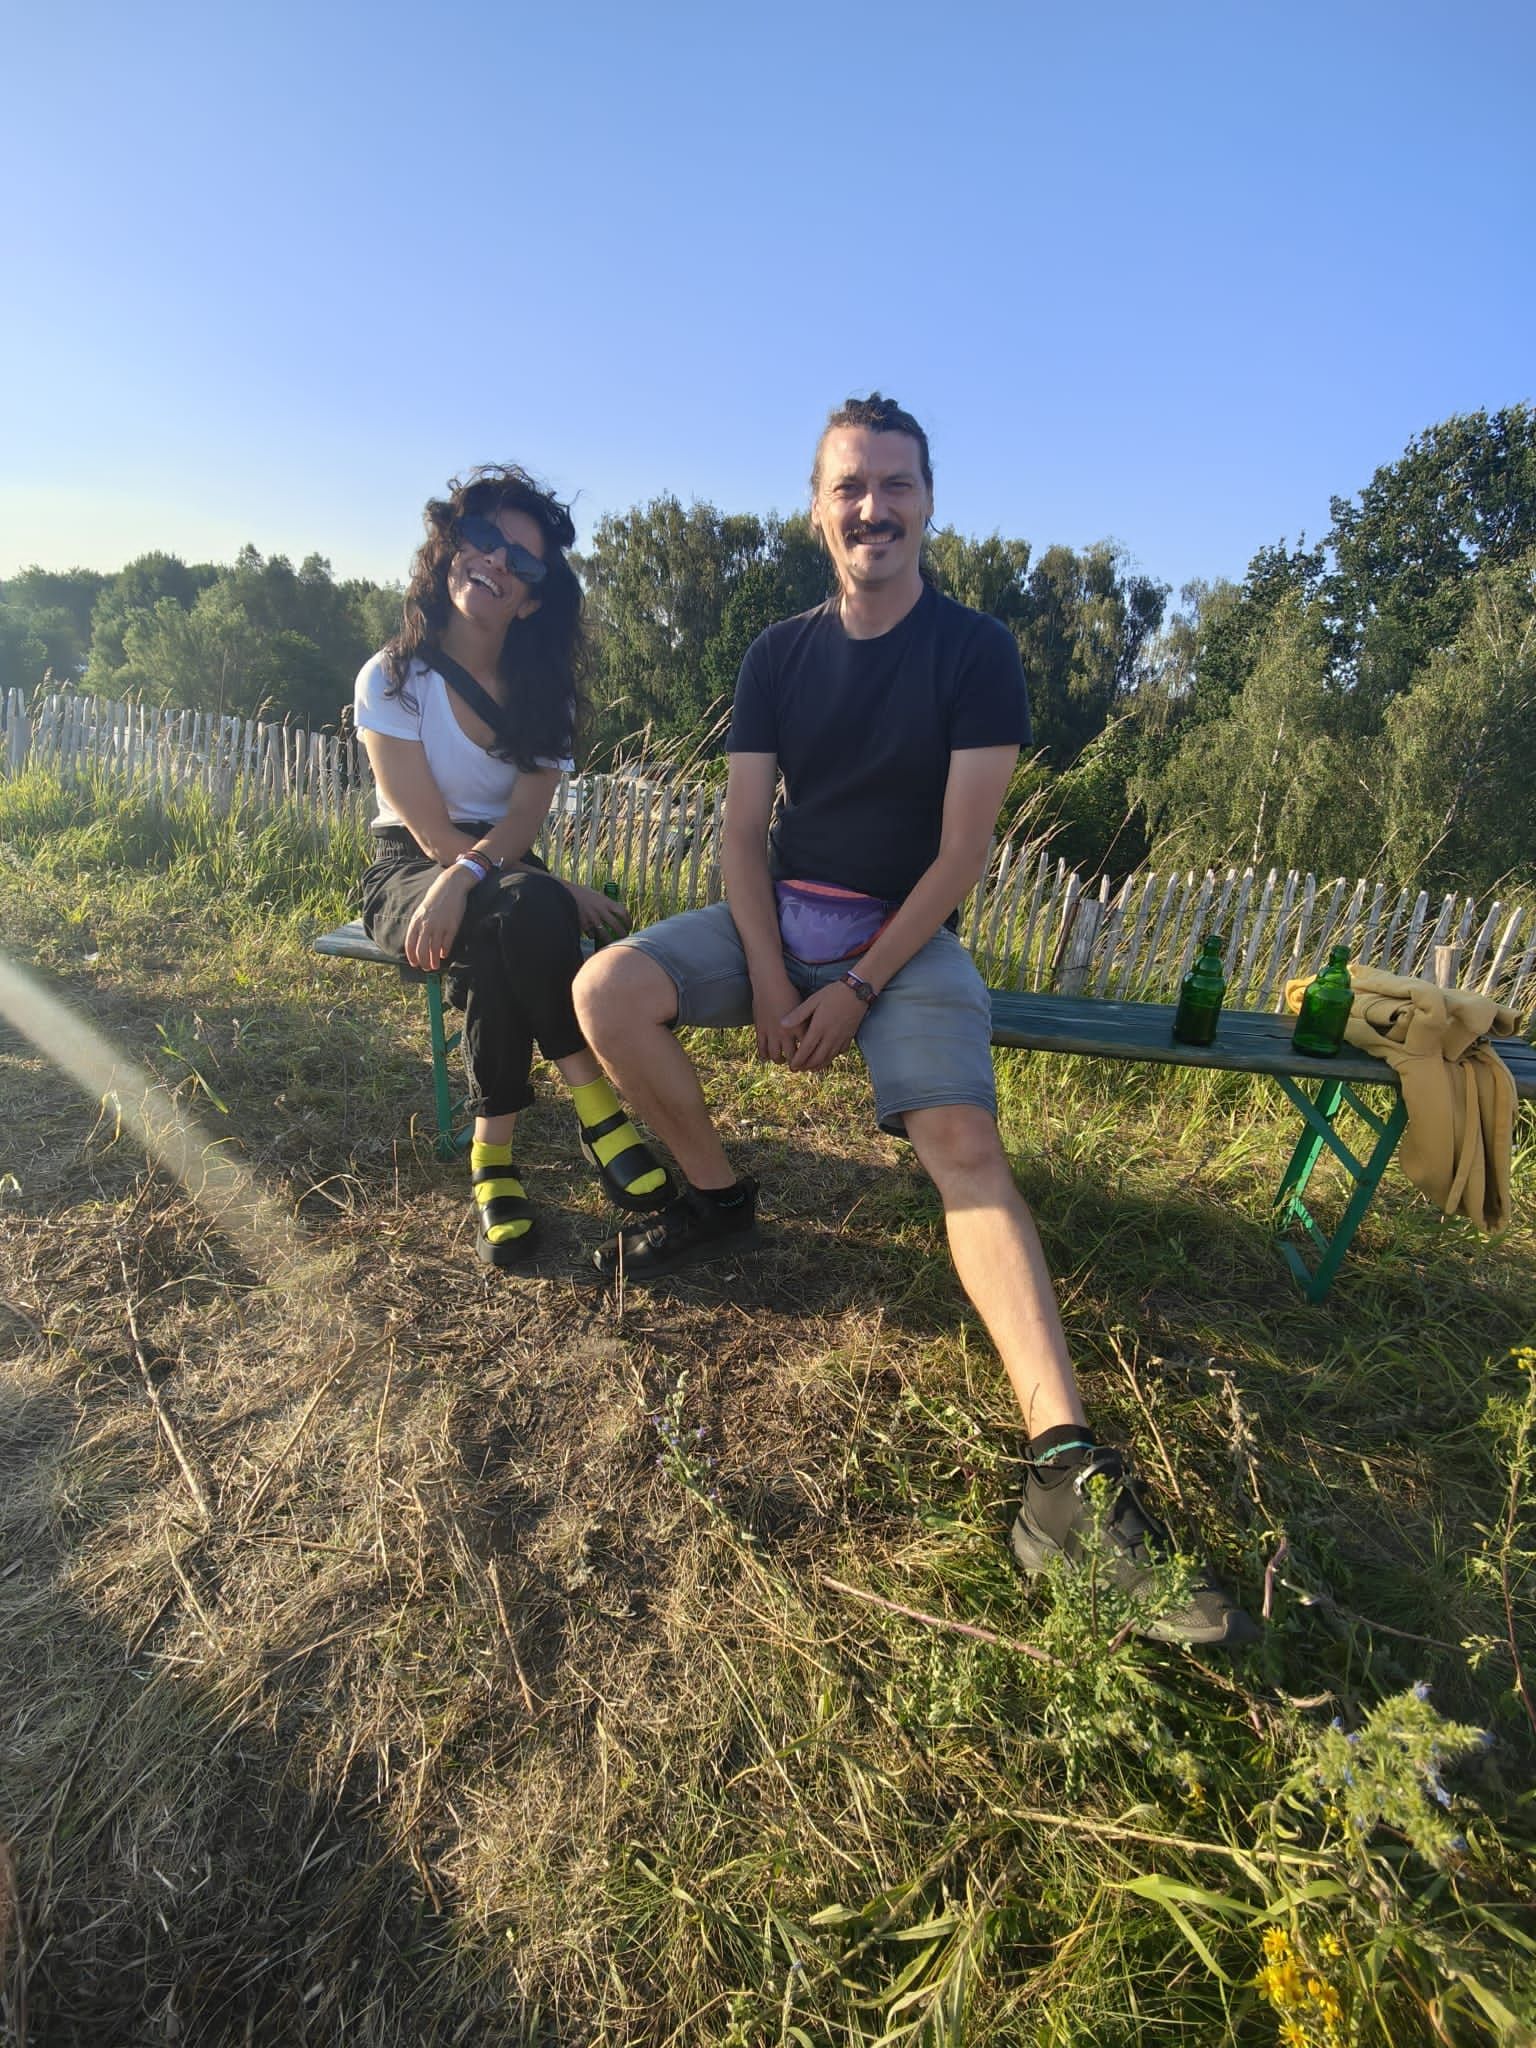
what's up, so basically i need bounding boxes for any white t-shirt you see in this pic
[353,653,574,829]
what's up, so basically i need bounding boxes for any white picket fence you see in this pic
[5,685,1534,1016]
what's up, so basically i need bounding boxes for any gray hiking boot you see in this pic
[1010,1446,1258,1649]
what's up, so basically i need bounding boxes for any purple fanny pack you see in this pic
[774,879,895,964]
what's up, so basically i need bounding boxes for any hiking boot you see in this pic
[592,1178,760,1283]
[1009,1446,1258,1649]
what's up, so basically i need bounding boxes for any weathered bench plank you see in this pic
[987,989,1533,1300]
[989,990,1536,1098]
[314,920,1534,1289]
[313,917,432,978]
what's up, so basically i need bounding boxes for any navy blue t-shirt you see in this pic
[727,583,1031,903]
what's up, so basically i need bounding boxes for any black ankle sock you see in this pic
[1027,1425,1099,1485]
[693,1179,749,1209]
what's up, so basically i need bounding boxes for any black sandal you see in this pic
[578,1110,676,1213]
[472,1162,539,1267]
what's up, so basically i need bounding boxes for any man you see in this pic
[574,394,1255,1648]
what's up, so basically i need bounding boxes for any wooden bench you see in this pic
[312,918,601,1159]
[313,920,1533,1297]
[314,919,468,1158]
[988,990,1536,1300]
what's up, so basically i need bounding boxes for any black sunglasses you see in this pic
[456,513,548,585]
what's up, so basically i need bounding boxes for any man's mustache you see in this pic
[847,523,902,543]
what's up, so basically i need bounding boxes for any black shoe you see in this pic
[472,1164,539,1270]
[577,1110,677,1213]
[593,1178,760,1283]
[1009,1447,1258,1649]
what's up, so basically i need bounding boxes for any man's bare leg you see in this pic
[904,1103,1254,1645]
[573,948,737,1188]
[902,1104,1085,1435]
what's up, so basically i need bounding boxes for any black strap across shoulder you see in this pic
[426,645,517,756]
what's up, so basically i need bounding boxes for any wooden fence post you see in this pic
[1054,897,1103,995]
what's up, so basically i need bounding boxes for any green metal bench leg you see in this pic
[422,972,470,1159]
[1270,1077,1408,1301]
[1272,1077,1346,1215]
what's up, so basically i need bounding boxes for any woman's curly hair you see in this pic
[381,464,589,770]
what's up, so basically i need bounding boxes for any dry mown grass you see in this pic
[2,805,1535,2047]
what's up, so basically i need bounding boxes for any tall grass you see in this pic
[0,764,368,921]
[1,770,1533,2047]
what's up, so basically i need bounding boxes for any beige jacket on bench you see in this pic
[1283,965,1521,1234]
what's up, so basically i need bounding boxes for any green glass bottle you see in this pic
[590,875,624,951]
[1291,945,1353,1057]
[1172,933,1227,1047]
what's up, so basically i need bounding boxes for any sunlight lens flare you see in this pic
[0,946,327,1295]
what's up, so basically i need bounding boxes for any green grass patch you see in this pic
[1,772,1533,2046]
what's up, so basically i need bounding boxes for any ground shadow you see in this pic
[0,1374,554,2046]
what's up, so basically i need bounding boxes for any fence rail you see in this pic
[5,685,1534,1017]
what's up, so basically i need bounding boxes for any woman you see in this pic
[354,464,673,1267]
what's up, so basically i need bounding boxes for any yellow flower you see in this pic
[1318,1931,1345,1959]
[1279,2023,1309,2048]
[1261,1960,1306,2008]
[1307,1975,1325,1998]
[1262,1927,1292,1961]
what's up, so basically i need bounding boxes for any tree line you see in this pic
[3,406,1532,897]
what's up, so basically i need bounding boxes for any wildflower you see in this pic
[1318,1931,1345,1959]
[1260,1959,1306,2008]
[1279,2023,1308,2048]
[1262,1927,1291,1961]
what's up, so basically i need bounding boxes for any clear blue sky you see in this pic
[3,0,1531,603]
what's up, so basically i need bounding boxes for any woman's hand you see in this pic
[404,866,475,971]
[565,880,632,941]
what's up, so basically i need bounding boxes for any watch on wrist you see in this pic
[840,969,877,1006]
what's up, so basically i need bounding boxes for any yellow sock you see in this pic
[471,1140,533,1244]
[571,1078,667,1199]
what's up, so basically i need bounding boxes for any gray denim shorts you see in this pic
[616,901,997,1138]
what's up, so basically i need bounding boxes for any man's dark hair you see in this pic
[811,392,933,496]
